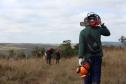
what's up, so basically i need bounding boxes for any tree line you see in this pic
[0,40,79,59]
[1,35,126,59]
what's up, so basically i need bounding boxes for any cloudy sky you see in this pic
[0,0,126,43]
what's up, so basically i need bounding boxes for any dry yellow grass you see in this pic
[0,47,126,84]
[101,47,126,84]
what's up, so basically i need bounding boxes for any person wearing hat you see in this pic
[78,12,110,84]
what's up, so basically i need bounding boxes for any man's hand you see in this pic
[101,23,105,27]
[79,58,85,66]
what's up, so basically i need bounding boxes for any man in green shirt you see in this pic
[79,13,110,84]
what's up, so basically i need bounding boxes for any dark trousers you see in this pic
[56,59,60,64]
[84,56,102,84]
[46,57,51,64]
[47,59,51,64]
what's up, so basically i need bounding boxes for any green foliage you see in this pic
[59,40,78,58]
[31,47,45,57]
[73,43,79,56]
[51,49,56,59]
[39,48,46,56]
[9,49,16,58]
[18,51,26,59]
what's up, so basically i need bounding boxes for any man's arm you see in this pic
[100,24,111,36]
[78,30,86,66]
[78,30,86,58]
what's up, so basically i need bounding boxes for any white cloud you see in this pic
[0,0,126,43]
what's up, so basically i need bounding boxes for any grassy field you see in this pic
[0,47,126,84]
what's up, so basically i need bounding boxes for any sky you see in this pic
[0,0,126,44]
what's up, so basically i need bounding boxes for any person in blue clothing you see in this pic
[78,12,110,84]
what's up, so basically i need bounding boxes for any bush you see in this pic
[58,40,78,58]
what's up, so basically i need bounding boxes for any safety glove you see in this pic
[79,58,85,66]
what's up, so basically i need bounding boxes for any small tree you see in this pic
[32,47,39,57]
[119,36,126,46]
[9,49,16,59]
[39,48,46,57]
[73,43,79,55]
[32,47,45,58]
[63,40,71,44]
[18,51,26,59]
[59,40,74,58]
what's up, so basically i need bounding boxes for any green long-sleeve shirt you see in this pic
[78,25,110,59]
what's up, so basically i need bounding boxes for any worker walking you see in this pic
[46,48,53,64]
[55,48,61,64]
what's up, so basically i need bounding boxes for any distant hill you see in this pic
[72,41,125,47]
[0,42,124,51]
[0,42,125,58]
[0,43,58,57]
[102,41,124,47]
[0,43,58,50]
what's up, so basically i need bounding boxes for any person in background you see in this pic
[46,48,53,64]
[55,48,61,64]
[79,12,110,84]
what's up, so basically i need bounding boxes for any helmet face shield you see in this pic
[87,14,101,27]
[89,19,96,26]
[89,19,101,27]
[80,12,101,28]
